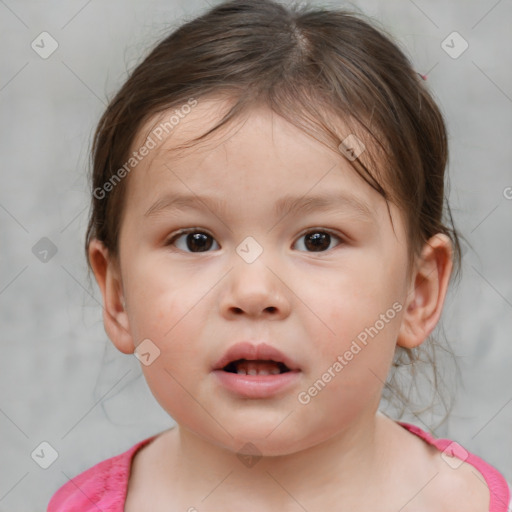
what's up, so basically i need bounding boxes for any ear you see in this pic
[88,238,134,354]
[397,233,453,349]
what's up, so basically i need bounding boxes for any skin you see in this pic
[88,99,489,511]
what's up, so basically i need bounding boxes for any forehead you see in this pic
[121,98,397,231]
[132,97,236,165]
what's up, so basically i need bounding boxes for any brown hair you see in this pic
[85,0,464,427]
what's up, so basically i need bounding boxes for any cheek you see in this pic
[135,293,210,422]
[126,260,202,342]
[300,258,403,352]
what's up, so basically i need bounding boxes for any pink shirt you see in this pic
[47,422,511,511]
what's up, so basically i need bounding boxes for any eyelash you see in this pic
[165,227,345,253]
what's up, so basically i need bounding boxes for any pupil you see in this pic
[305,232,329,252]
[187,233,212,252]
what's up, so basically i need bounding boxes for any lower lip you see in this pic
[212,370,301,398]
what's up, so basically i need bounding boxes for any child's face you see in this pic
[110,99,413,453]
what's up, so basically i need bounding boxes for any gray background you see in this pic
[1,0,511,510]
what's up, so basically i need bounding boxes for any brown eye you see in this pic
[167,230,219,253]
[293,230,342,252]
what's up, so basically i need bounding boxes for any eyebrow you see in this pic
[144,192,375,221]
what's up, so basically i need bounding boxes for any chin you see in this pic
[212,422,312,458]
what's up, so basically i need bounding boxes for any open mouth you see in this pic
[213,347,302,397]
[222,359,291,376]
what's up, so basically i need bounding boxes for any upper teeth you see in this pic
[236,361,281,375]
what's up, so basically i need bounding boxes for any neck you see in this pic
[161,410,393,509]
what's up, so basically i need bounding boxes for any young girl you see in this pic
[48,0,510,510]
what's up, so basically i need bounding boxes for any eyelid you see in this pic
[296,226,344,241]
[168,227,212,238]
[166,227,214,244]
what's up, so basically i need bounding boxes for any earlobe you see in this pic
[88,239,134,354]
[397,234,453,349]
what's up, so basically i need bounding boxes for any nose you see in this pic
[220,258,291,320]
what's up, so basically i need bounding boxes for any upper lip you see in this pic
[212,342,301,371]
